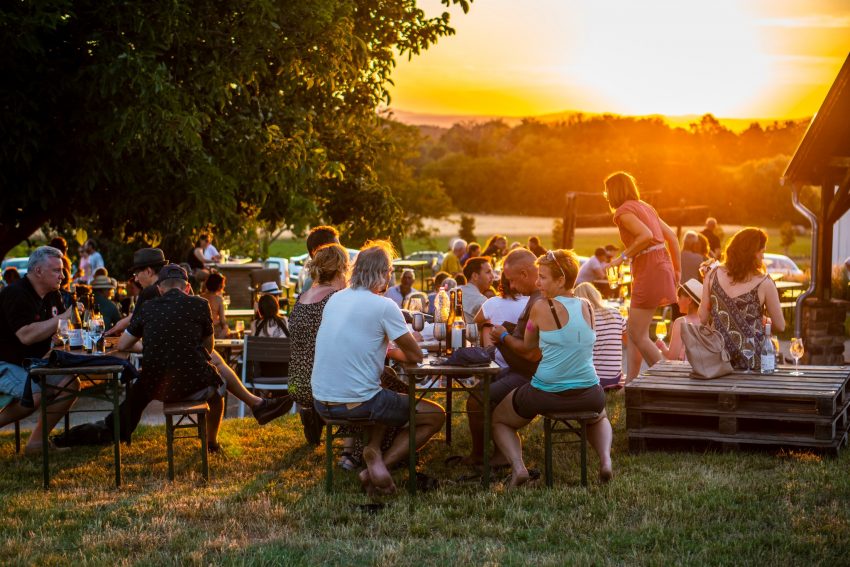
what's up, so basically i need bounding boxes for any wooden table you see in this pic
[398,357,501,494]
[29,363,126,489]
[626,360,850,454]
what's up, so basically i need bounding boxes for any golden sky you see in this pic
[389,0,850,120]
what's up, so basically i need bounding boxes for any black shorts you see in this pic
[489,368,530,407]
[512,382,605,420]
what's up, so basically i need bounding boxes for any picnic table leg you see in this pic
[481,374,491,488]
[112,376,122,487]
[41,383,50,490]
[445,375,452,445]
[408,374,417,495]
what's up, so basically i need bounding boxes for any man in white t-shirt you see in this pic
[312,241,445,495]
[458,257,494,322]
[200,234,222,263]
[576,247,609,286]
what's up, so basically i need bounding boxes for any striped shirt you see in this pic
[592,307,625,388]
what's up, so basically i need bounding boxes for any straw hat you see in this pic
[679,278,703,304]
[90,275,115,290]
[259,281,282,295]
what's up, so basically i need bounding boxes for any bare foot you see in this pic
[599,464,613,483]
[508,465,530,488]
[362,446,395,492]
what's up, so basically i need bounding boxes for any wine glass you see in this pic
[466,323,480,347]
[56,319,69,351]
[89,318,105,355]
[234,319,245,339]
[789,337,805,376]
[741,337,756,373]
[655,319,668,343]
[408,297,423,313]
[606,265,620,291]
[222,294,231,310]
[433,322,447,356]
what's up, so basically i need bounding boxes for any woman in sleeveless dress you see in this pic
[289,243,350,445]
[492,250,613,487]
[604,172,680,382]
[698,228,785,370]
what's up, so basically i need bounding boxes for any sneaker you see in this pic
[252,396,293,425]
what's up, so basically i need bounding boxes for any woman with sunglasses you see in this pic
[491,249,613,487]
[603,172,680,382]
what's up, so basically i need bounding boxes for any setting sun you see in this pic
[389,0,850,121]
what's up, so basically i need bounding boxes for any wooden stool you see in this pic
[323,417,375,493]
[542,411,600,487]
[163,401,210,482]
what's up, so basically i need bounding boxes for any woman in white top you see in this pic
[656,279,702,362]
[475,273,528,367]
[251,294,289,338]
[574,283,626,390]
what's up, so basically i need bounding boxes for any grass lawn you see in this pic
[2,392,848,565]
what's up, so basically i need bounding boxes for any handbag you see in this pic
[680,322,734,379]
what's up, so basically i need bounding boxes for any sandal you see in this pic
[339,452,362,471]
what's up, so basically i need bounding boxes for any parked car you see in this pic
[764,253,805,280]
[1,257,29,278]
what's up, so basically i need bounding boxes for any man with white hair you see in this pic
[0,246,78,454]
[440,238,467,276]
[312,241,445,495]
[384,268,420,308]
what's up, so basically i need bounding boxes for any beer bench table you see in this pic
[626,361,850,455]
[29,364,125,489]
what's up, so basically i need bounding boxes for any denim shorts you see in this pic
[0,361,69,400]
[314,388,409,428]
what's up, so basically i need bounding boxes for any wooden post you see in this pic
[562,192,577,249]
[817,177,835,302]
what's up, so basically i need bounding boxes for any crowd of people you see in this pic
[0,171,791,493]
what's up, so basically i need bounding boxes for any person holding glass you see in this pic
[697,227,785,371]
[603,172,680,383]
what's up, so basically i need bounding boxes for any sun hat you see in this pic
[131,248,167,272]
[90,275,114,290]
[259,281,282,295]
[157,263,188,283]
[679,278,703,304]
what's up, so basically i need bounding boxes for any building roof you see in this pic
[783,53,850,187]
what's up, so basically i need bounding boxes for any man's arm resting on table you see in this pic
[390,333,424,363]
[15,306,72,345]
[105,314,131,337]
[117,330,142,353]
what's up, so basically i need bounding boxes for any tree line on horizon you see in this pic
[404,113,813,227]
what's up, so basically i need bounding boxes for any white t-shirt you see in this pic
[203,244,220,261]
[576,256,607,285]
[384,285,419,308]
[480,295,530,367]
[311,287,410,403]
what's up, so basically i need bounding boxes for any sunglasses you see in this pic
[546,250,567,281]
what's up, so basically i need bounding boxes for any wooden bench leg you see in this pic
[544,418,553,488]
[580,420,588,487]
[166,414,175,482]
[325,422,334,493]
[198,413,209,483]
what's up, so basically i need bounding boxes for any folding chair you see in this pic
[238,335,291,417]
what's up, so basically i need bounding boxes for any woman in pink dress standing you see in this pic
[604,172,680,382]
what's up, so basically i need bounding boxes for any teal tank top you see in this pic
[531,296,599,392]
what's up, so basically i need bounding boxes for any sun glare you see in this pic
[566,1,773,116]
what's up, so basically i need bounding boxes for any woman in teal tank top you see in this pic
[492,249,614,487]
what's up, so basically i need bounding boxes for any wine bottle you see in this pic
[451,288,466,352]
[68,304,84,349]
[445,290,456,355]
[760,321,776,374]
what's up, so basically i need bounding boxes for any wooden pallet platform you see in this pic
[626,361,850,454]
[627,361,850,417]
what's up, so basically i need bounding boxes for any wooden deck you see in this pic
[625,361,850,455]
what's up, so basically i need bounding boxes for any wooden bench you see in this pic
[541,411,601,487]
[323,417,376,493]
[163,401,210,482]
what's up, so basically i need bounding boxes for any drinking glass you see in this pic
[89,319,105,355]
[411,312,425,333]
[408,297,423,313]
[222,294,231,309]
[466,323,480,347]
[56,319,69,350]
[655,320,667,343]
[606,265,620,291]
[234,319,245,339]
[433,322,447,356]
[741,337,755,373]
[789,337,805,376]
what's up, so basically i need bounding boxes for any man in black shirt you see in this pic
[0,246,79,454]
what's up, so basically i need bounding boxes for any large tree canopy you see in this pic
[0,0,468,258]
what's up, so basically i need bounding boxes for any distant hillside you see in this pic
[387,107,811,134]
